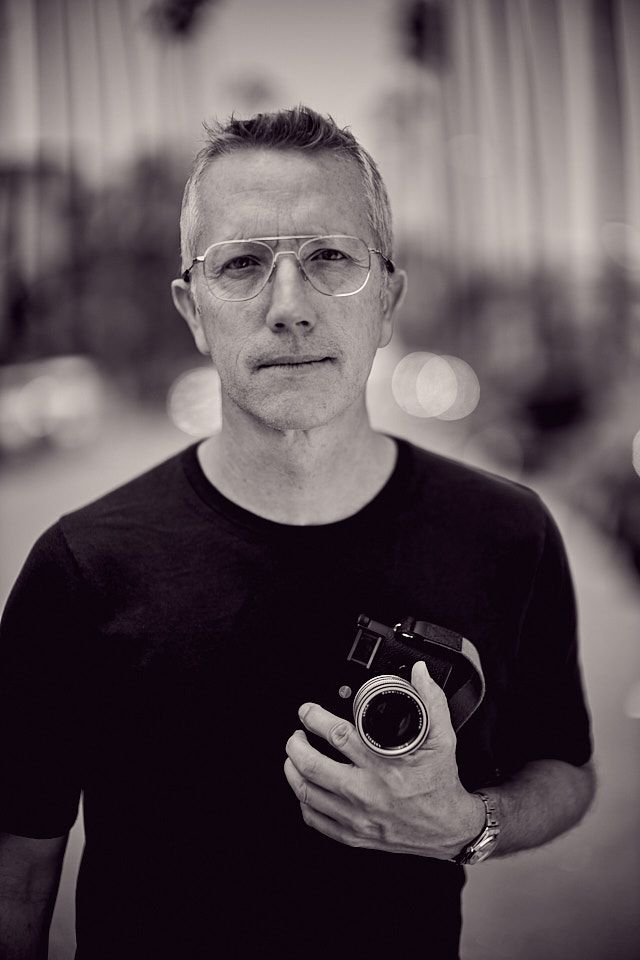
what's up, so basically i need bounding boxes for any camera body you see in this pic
[328,614,464,757]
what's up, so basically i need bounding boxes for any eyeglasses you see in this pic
[181,234,395,302]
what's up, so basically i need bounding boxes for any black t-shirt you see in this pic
[0,438,592,959]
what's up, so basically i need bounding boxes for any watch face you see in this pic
[467,833,499,864]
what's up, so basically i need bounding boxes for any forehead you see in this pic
[195,148,371,244]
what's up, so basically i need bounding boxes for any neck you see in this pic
[197,407,397,525]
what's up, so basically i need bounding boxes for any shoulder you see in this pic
[48,444,201,571]
[397,438,554,551]
[3,445,203,633]
[58,444,196,531]
[401,438,544,512]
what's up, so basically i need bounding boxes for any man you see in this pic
[0,106,594,959]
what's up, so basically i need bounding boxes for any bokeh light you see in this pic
[391,352,434,417]
[0,357,104,453]
[436,356,481,421]
[632,430,640,478]
[167,367,222,437]
[391,352,480,420]
[415,355,458,416]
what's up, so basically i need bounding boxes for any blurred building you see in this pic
[380,1,639,277]
[2,0,638,277]
[0,0,638,554]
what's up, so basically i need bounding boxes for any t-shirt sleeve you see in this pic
[0,523,88,838]
[498,506,593,774]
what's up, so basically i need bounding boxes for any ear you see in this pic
[171,279,210,356]
[378,269,407,348]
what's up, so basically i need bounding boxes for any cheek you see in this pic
[346,304,388,357]
[196,306,251,369]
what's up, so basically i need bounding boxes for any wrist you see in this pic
[451,791,501,865]
[441,790,485,860]
[463,791,488,845]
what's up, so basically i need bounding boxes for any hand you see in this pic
[284,661,485,859]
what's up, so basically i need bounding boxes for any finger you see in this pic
[410,661,456,750]
[283,756,353,825]
[296,702,370,766]
[295,799,372,850]
[284,758,380,851]
[285,728,360,797]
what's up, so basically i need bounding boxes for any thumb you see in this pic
[410,660,456,748]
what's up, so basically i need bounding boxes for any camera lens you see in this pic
[352,675,429,757]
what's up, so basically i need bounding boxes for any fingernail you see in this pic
[298,702,314,721]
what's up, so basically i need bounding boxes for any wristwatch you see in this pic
[452,792,500,865]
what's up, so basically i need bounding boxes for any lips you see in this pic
[256,355,334,369]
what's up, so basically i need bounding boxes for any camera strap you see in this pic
[399,619,486,732]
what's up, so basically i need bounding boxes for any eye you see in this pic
[307,247,348,262]
[223,255,261,272]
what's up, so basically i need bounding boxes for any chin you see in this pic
[257,409,336,432]
[226,382,363,433]
[251,396,345,432]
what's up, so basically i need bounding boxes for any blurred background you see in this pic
[0,0,638,957]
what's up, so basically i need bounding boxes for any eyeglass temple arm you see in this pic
[182,256,204,283]
[371,249,395,274]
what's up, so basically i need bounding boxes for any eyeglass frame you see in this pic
[180,234,396,301]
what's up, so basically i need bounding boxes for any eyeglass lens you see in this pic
[202,236,371,301]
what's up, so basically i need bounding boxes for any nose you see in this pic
[264,252,317,333]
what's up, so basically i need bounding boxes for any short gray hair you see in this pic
[179,105,394,272]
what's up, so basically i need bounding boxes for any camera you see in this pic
[330,614,484,758]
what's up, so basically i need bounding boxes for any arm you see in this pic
[0,525,85,958]
[482,757,595,858]
[0,832,68,960]
[284,661,595,862]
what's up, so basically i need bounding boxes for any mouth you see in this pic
[256,355,335,370]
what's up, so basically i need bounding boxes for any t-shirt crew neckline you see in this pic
[181,435,413,537]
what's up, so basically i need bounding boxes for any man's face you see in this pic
[173,148,401,433]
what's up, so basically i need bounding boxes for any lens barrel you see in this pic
[352,674,429,757]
